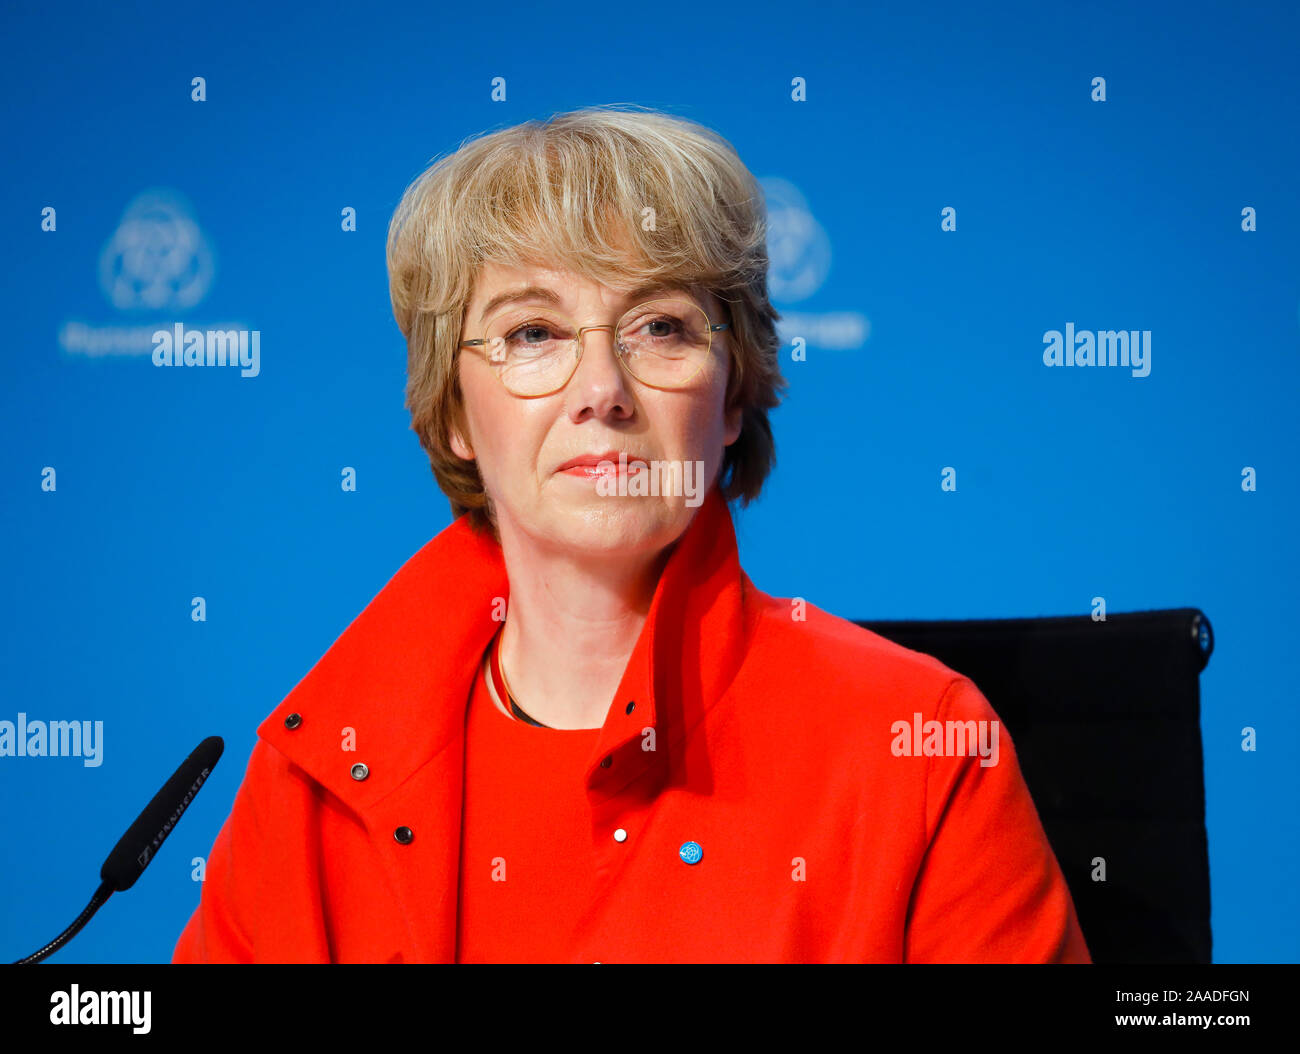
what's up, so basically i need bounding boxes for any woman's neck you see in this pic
[494,524,673,731]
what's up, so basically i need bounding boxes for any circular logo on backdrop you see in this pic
[760,176,832,304]
[98,189,214,312]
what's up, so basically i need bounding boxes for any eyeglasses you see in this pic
[458,297,730,398]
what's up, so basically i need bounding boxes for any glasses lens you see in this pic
[616,299,711,388]
[483,309,577,396]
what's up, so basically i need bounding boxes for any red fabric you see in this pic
[172,484,1091,963]
[456,640,602,962]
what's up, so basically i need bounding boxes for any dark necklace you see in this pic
[490,628,550,728]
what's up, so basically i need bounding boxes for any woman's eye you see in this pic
[638,317,678,338]
[508,324,555,344]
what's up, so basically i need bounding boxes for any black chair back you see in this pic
[856,607,1214,964]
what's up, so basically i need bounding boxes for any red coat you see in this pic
[172,485,1090,963]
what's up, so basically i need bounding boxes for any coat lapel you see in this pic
[257,513,507,961]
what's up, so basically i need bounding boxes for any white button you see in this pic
[613,828,627,842]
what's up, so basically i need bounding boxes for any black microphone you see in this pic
[13,735,224,964]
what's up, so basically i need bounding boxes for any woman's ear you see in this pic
[723,402,743,447]
[450,425,474,461]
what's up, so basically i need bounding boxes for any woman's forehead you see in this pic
[469,262,716,313]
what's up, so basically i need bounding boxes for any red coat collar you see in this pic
[257,481,755,818]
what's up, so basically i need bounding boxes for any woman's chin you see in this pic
[543,497,684,554]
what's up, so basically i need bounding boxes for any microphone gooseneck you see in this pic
[12,880,114,966]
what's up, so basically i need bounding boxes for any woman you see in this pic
[172,105,1090,964]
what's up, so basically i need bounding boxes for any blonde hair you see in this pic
[385,103,787,536]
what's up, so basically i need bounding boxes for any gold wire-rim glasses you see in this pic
[458,296,731,398]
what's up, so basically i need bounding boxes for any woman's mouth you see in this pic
[555,452,648,479]
[559,461,649,481]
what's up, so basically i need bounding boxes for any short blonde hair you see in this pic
[386,103,787,536]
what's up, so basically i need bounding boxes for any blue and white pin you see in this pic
[678,840,703,865]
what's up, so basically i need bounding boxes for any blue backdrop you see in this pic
[2,0,1296,964]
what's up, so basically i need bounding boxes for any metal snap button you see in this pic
[351,763,369,781]
[284,713,302,730]
[394,826,414,844]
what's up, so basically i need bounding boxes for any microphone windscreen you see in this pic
[99,736,224,892]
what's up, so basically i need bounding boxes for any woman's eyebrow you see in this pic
[477,282,696,323]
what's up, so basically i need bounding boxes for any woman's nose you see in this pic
[568,325,633,413]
